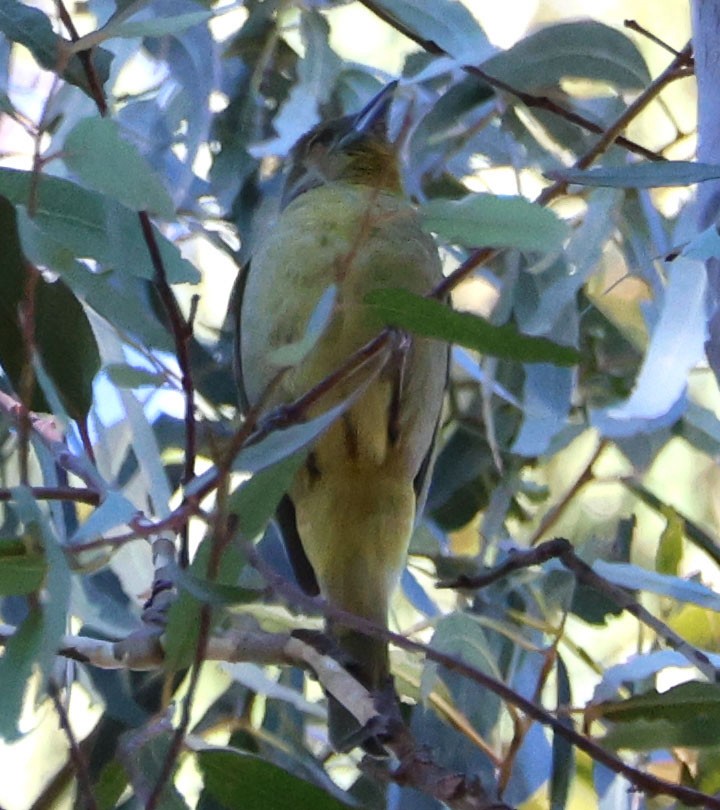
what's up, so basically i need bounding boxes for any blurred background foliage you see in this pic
[3,0,720,808]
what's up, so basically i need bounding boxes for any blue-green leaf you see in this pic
[422,194,568,253]
[64,118,175,218]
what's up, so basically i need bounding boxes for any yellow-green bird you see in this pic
[235,82,447,751]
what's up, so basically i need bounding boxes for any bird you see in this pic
[234,81,448,751]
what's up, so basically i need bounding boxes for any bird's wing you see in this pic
[231,258,252,414]
[413,342,450,520]
[233,259,321,597]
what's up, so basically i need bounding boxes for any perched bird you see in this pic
[235,82,447,751]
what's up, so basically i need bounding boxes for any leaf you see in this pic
[366,0,490,63]
[593,560,720,611]
[0,169,198,283]
[550,656,573,810]
[105,363,167,388]
[591,257,706,437]
[0,0,113,97]
[198,749,353,810]
[364,289,580,365]
[0,489,70,740]
[594,682,720,750]
[64,118,175,218]
[0,196,100,419]
[481,20,650,91]
[422,194,568,253]
[34,275,101,420]
[229,452,307,541]
[71,492,139,543]
[0,539,46,595]
[0,610,44,740]
[106,10,213,39]
[550,161,720,188]
[656,507,684,576]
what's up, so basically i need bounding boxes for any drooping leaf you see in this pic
[0,196,100,419]
[0,538,46,595]
[591,257,706,437]
[365,289,579,365]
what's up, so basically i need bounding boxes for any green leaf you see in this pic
[105,363,167,389]
[365,289,580,366]
[0,489,71,740]
[64,118,175,218]
[229,452,307,541]
[0,539,46,595]
[0,196,100,419]
[107,10,212,39]
[164,538,247,671]
[34,275,101,420]
[481,20,650,91]
[0,610,44,740]
[421,194,568,253]
[198,749,353,810]
[363,0,490,63]
[0,169,198,283]
[596,682,720,749]
[0,0,113,97]
[174,570,259,607]
[550,161,720,188]
[656,507,684,576]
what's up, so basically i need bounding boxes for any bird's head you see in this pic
[282,81,402,207]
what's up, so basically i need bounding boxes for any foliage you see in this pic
[0,1,717,809]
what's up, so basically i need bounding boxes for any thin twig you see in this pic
[438,537,719,682]
[624,19,683,56]
[250,546,720,809]
[527,439,608,546]
[359,0,665,162]
[48,680,99,810]
[55,0,197,570]
[431,41,693,300]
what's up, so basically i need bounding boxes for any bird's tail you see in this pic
[327,623,393,754]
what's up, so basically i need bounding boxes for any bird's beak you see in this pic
[338,80,399,149]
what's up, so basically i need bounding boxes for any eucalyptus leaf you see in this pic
[422,194,568,253]
[481,20,650,92]
[0,540,46,596]
[367,0,491,63]
[107,10,212,39]
[0,169,198,283]
[0,0,113,96]
[551,161,720,188]
[365,289,579,365]
[594,560,720,611]
[199,749,353,810]
[64,117,175,218]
